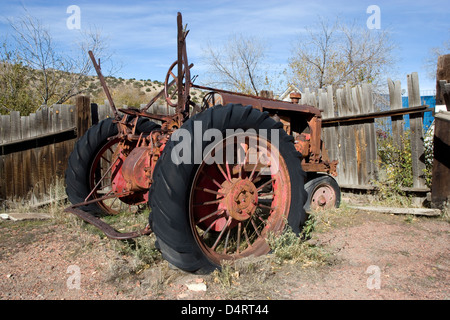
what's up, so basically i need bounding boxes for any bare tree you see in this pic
[7,13,112,108]
[202,34,269,95]
[424,37,450,80]
[288,18,396,92]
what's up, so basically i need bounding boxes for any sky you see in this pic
[0,0,449,93]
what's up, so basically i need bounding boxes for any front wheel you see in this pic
[149,104,307,272]
[304,175,341,212]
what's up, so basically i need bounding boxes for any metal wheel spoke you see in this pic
[211,217,232,251]
[253,212,268,225]
[250,218,261,237]
[225,161,232,180]
[201,171,223,189]
[169,71,178,82]
[243,226,252,248]
[248,154,262,181]
[101,155,110,163]
[223,229,231,254]
[216,163,230,181]
[257,203,275,211]
[256,178,274,192]
[195,187,224,196]
[197,208,224,224]
[202,219,218,239]
[258,192,274,198]
[193,198,223,206]
[236,222,242,254]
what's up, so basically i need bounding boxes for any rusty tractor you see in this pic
[65,13,340,272]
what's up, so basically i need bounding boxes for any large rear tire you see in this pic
[149,104,307,272]
[65,117,160,214]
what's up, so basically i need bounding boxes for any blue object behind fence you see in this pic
[402,96,435,131]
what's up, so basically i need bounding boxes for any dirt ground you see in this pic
[0,203,449,301]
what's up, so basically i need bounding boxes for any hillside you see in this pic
[83,75,206,108]
[0,59,206,116]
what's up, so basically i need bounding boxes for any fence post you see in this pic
[407,72,426,189]
[76,95,91,139]
[431,111,450,209]
[362,83,377,182]
[388,78,404,150]
[436,54,450,110]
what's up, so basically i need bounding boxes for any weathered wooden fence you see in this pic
[0,96,167,207]
[0,72,438,206]
[298,72,431,194]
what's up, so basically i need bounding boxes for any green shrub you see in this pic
[374,128,414,204]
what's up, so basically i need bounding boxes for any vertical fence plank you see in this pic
[388,79,404,150]
[31,146,42,203]
[4,153,14,200]
[343,85,357,185]
[321,86,340,180]
[352,85,367,185]
[362,83,378,182]
[76,96,91,138]
[0,115,4,144]
[36,108,44,136]
[21,116,29,139]
[10,111,24,197]
[51,105,58,133]
[41,106,49,135]
[1,115,11,143]
[28,113,37,137]
[431,112,450,208]
[61,104,72,130]
[21,116,32,197]
[0,116,4,201]
[0,155,4,202]
[334,88,345,184]
[97,104,106,122]
[10,111,21,142]
[407,72,426,188]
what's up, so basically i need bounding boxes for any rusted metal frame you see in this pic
[191,84,321,116]
[176,12,192,124]
[142,63,194,112]
[177,13,183,114]
[88,50,120,120]
[302,162,337,174]
[307,115,323,164]
[322,105,431,125]
[182,34,191,119]
[73,191,133,209]
[190,84,291,103]
[64,206,151,240]
[219,91,320,115]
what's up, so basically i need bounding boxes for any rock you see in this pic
[6,212,51,221]
[186,282,207,292]
[0,213,9,220]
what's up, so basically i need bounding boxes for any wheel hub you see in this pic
[312,185,335,209]
[220,178,258,221]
